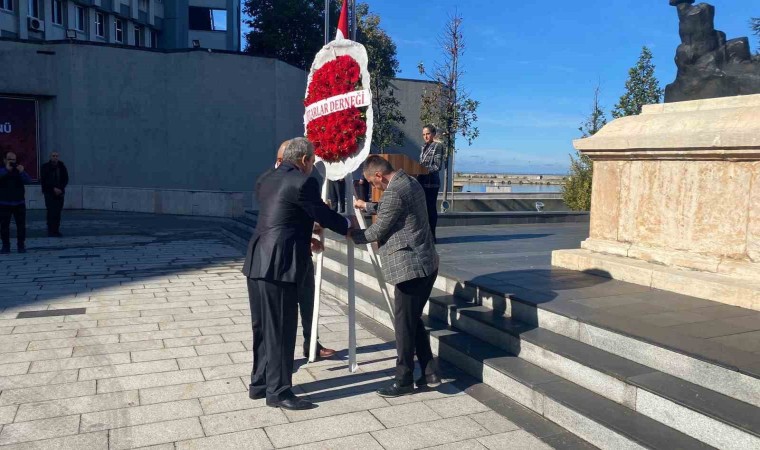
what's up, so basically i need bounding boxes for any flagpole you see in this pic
[351,0,357,40]
[324,0,329,45]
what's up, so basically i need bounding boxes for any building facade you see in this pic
[0,39,431,216]
[0,0,239,51]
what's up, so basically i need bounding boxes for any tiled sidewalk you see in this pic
[0,211,558,449]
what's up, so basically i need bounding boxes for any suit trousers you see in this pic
[44,193,64,234]
[247,278,299,403]
[0,204,26,247]
[298,260,318,355]
[422,186,439,240]
[393,270,439,385]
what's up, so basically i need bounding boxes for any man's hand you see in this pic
[354,199,366,210]
[16,164,24,173]
[310,237,324,254]
[312,223,324,237]
[53,188,63,196]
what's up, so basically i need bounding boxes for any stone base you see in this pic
[580,238,760,283]
[552,248,760,311]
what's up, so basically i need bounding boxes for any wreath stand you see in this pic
[307,173,394,372]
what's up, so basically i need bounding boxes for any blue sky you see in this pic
[245,1,758,174]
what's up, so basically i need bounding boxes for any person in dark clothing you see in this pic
[273,141,336,361]
[327,179,346,213]
[40,151,69,237]
[0,152,32,253]
[417,125,445,242]
[242,138,352,411]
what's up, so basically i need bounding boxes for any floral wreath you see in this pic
[304,56,367,163]
[304,40,373,181]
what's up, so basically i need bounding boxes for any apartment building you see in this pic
[0,0,239,51]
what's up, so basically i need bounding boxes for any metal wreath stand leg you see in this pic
[308,174,395,372]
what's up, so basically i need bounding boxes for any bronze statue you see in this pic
[664,0,760,102]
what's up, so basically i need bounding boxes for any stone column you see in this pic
[552,94,760,310]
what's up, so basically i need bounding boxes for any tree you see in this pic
[563,84,606,211]
[418,11,480,206]
[751,18,760,51]
[356,3,406,152]
[611,46,663,119]
[243,0,339,70]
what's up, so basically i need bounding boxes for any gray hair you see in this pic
[282,137,314,164]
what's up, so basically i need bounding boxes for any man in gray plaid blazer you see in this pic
[351,155,441,397]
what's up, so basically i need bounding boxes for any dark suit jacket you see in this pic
[242,161,348,283]
[40,161,69,195]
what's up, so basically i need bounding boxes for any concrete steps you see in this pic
[322,236,760,450]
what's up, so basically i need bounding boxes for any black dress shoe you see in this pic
[267,396,317,410]
[0,247,9,254]
[17,246,26,254]
[377,381,414,398]
[415,373,442,388]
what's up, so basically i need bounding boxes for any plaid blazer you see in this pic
[418,141,444,188]
[351,170,439,285]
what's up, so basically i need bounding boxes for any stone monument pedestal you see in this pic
[552,94,760,311]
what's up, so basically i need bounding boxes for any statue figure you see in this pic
[664,0,760,102]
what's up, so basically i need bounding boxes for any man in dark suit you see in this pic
[243,138,350,410]
[351,155,441,397]
[273,141,336,361]
[40,151,69,237]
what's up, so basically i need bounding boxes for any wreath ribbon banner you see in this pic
[304,89,372,124]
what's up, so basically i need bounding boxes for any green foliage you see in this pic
[243,0,340,70]
[563,85,606,211]
[356,3,406,152]
[611,46,663,119]
[563,152,593,211]
[418,12,479,161]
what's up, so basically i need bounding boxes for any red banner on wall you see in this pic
[0,97,39,181]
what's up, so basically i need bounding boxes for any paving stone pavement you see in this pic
[0,211,567,449]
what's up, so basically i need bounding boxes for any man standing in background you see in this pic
[40,151,69,237]
[0,151,31,253]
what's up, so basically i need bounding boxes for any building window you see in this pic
[134,25,142,46]
[115,18,123,43]
[149,29,157,48]
[51,0,63,25]
[95,12,104,37]
[138,0,146,10]
[74,5,85,31]
[27,0,40,17]
[0,0,13,12]
[188,7,227,31]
